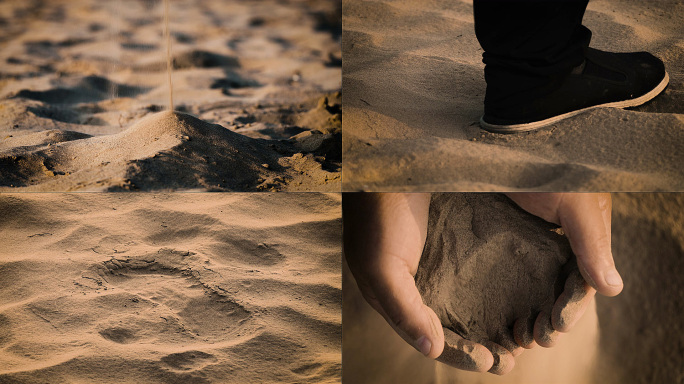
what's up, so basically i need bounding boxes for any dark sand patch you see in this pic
[13,76,148,105]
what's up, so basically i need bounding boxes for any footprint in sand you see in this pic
[98,327,138,344]
[416,193,592,374]
[160,350,218,371]
[97,248,253,341]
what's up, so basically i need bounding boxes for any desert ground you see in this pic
[0,0,341,191]
[0,193,341,384]
[343,0,684,191]
[343,193,684,384]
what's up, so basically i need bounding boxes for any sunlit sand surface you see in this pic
[0,193,341,383]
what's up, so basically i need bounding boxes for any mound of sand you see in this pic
[0,193,341,384]
[0,111,337,191]
[0,0,341,191]
[416,194,577,364]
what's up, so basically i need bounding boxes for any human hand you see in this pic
[506,193,622,346]
[344,192,622,374]
[343,193,495,372]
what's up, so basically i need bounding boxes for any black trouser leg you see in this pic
[473,0,591,118]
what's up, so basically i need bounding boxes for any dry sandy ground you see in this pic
[0,0,341,191]
[343,0,684,191]
[343,193,684,384]
[0,193,341,384]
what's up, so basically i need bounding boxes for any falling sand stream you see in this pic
[0,0,343,192]
[163,0,174,111]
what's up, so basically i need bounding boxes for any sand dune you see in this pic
[0,193,341,384]
[343,193,684,384]
[0,0,341,191]
[342,0,684,191]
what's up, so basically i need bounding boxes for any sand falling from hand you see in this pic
[163,0,174,111]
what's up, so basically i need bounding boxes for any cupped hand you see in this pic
[506,193,622,347]
[343,193,496,373]
[344,192,622,374]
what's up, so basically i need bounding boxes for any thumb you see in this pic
[360,260,445,359]
[558,193,623,297]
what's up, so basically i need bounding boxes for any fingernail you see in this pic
[605,269,623,287]
[416,336,432,356]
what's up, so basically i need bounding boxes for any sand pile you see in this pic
[0,110,338,191]
[0,0,341,191]
[416,194,581,373]
[342,0,684,191]
[0,193,341,384]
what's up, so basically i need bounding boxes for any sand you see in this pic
[0,0,341,191]
[0,193,341,384]
[0,110,338,191]
[343,192,684,384]
[415,194,579,371]
[342,0,684,191]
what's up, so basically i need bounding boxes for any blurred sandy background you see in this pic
[343,193,684,384]
[0,193,341,383]
[343,0,684,191]
[0,0,341,191]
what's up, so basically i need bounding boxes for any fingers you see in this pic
[523,272,593,348]
[437,327,518,376]
[360,261,445,359]
[558,193,623,297]
[496,331,524,357]
[551,268,596,332]
[506,193,622,297]
[482,341,515,375]
[514,311,561,349]
[513,315,537,349]
[437,327,494,373]
[533,311,561,348]
[512,267,594,350]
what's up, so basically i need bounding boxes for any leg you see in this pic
[473,0,668,132]
[474,0,590,117]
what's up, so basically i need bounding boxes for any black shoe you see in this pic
[480,48,669,133]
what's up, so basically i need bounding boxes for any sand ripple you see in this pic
[0,193,341,384]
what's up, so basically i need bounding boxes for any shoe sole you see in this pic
[480,71,670,133]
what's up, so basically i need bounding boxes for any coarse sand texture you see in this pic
[0,0,341,191]
[1,108,340,191]
[416,194,582,367]
[0,193,342,384]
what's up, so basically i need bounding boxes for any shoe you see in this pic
[480,48,669,133]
